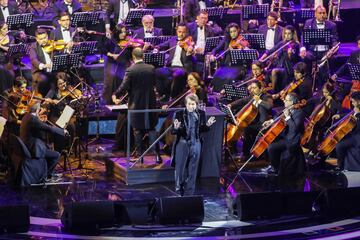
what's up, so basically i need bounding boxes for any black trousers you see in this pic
[45,149,60,177]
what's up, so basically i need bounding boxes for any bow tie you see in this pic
[2,6,7,10]
[317,22,324,26]
[198,26,204,30]
[145,30,153,33]
[62,28,69,32]
[268,27,275,31]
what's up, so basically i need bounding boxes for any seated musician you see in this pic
[209,23,249,92]
[262,92,306,176]
[51,12,76,51]
[240,60,271,91]
[103,23,134,104]
[0,0,19,23]
[20,103,67,182]
[260,25,300,93]
[52,0,82,23]
[258,11,283,51]
[154,23,195,101]
[228,81,273,159]
[334,91,360,171]
[105,0,135,38]
[29,28,55,97]
[0,21,15,94]
[133,15,163,40]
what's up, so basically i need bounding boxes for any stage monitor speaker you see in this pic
[323,187,360,217]
[114,199,154,225]
[0,204,29,233]
[154,196,204,224]
[61,201,115,230]
[232,192,282,221]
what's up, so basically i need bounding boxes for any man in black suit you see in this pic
[112,47,161,164]
[29,28,54,96]
[0,0,18,22]
[105,0,135,38]
[52,0,82,23]
[133,14,162,40]
[262,92,306,177]
[51,12,76,51]
[303,6,338,87]
[154,23,195,100]
[258,11,283,51]
[20,103,66,181]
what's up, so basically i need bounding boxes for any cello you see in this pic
[317,111,357,156]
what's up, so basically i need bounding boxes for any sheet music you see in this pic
[56,105,75,128]
[105,104,128,111]
[0,117,7,138]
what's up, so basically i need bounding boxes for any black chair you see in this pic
[9,134,47,186]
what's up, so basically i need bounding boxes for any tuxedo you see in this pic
[52,0,82,21]
[51,26,76,41]
[0,2,18,22]
[133,27,163,40]
[106,0,135,25]
[258,24,283,50]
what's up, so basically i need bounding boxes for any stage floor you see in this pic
[1,142,360,239]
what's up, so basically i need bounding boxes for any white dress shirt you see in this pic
[118,0,130,24]
[64,1,73,14]
[40,48,53,72]
[315,20,328,52]
[1,6,9,22]
[171,44,183,67]
[144,28,154,38]
[196,26,206,51]
[61,27,71,42]
[265,27,275,50]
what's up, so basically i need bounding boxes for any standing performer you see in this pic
[172,93,216,196]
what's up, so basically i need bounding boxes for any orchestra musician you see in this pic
[105,0,135,38]
[154,23,195,100]
[51,12,76,51]
[52,0,82,23]
[0,21,15,94]
[133,14,163,40]
[260,25,300,93]
[261,92,306,177]
[112,47,162,164]
[210,23,249,92]
[103,23,133,104]
[240,60,271,91]
[172,93,216,196]
[184,0,214,23]
[258,12,283,51]
[228,81,273,160]
[20,102,67,183]
[334,91,360,171]
[0,0,18,23]
[187,72,208,104]
[29,28,55,97]
[303,5,339,87]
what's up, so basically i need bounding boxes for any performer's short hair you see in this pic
[351,91,360,101]
[184,93,199,104]
[287,92,299,104]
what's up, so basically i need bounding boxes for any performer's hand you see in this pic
[152,48,159,54]
[299,48,307,59]
[330,74,337,81]
[173,119,181,129]
[106,29,112,39]
[284,108,291,118]
[262,119,274,128]
[64,129,70,137]
[220,89,225,95]
[143,42,151,51]
[253,95,260,101]
[206,116,216,127]
[332,114,340,120]
[210,54,216,62]
[161,104,168,110]
[112,95,121,105]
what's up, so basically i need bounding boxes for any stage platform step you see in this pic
[105,154,174,185]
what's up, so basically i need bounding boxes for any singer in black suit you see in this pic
[20,103,66,180]
[155,23,195,100]
[258,12,283,51]
[112,47,161,163]
[0,0,18,22]
[52,0,82,22]
[263,93,306,177]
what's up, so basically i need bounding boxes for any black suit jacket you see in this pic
[113,61,158,129]
[303,18,339,51]
[51,26,76,41]
[258,24,283,49]
[106,0,135,25]
[0,2,19,22]
[336,49,360,77]
[20,113,64,159]
[133,27,163,40]
[157,36,194,72]
[29,42,47,74]
[187,21,215,43]
[282,108,305,150]
[53,0,82,16]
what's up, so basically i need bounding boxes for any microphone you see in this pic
[37,25,56,30]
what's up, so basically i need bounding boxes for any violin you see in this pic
[118,37,144,48]
[178,36,195,52]
[0,34,10,46]
[229,35,249,50]
[43,40,68,53]
[279,79,304,100]
[59,86,82,99]
[15,90,44,115]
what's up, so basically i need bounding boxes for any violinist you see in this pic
[0,21,14,94]
[133,15,163,40]
[154,23,195,100]
[228,81,273,159]
[29,28,54,97]
[103,23,133,104]
[244,61,271,91]
[334,91,360,171]
[51,12,76,51]
[262,92,306,177]
[260,25,300,93]
[187,72,208,104]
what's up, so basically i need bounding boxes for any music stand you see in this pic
[52,53,82,72]
[224,84,249,102]
[144,52,166,68]
[6,13,34,31]
[204,36,223,53]
[144,36,172,46]
[125,9,154,27]
[295,8,315,24]
[206,7,228,24]
[242,33,266,50]
[71,11,102,28]
[241,4,269,21]
[303,29,331,46]
[71,41,98,55]
[8,43,31,56]
[348,64,360,80]
[230,49,258,66]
